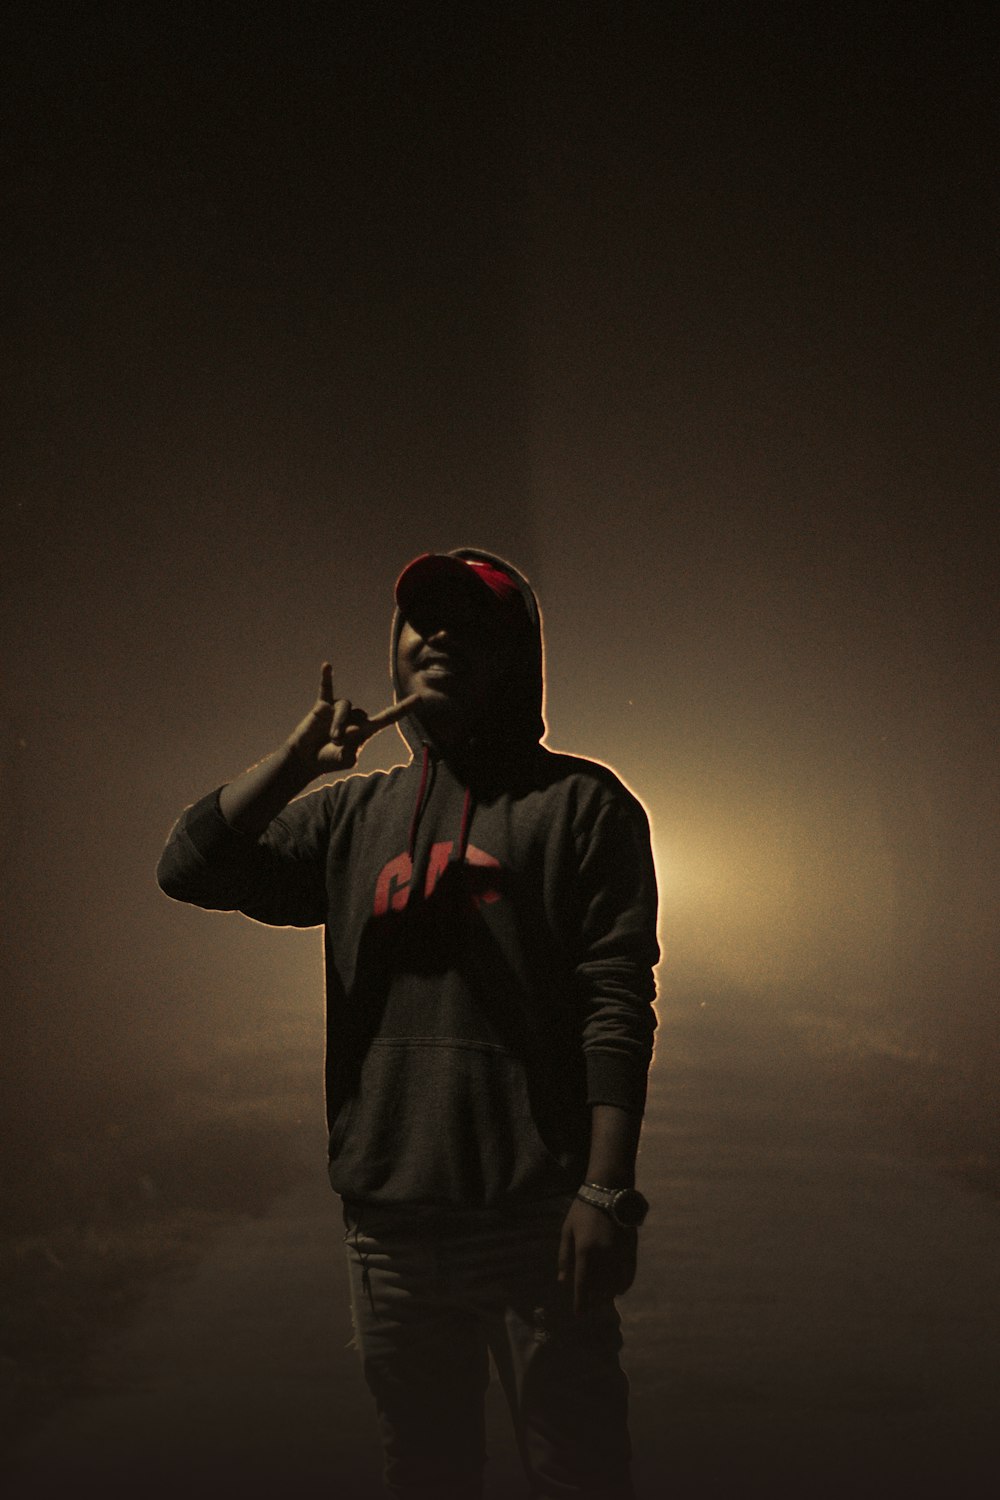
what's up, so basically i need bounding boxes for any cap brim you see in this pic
[395,554,495,612]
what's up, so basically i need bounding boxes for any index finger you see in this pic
[363,692,421,734]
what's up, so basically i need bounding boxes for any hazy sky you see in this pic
[3,5,996,1099]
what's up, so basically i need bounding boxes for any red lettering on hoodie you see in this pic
[465,845,501,903]
[373,843,501,916]
[424,840,453,899]
[373,852,413,916]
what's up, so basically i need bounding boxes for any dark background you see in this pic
[2,3,997,1489]
[2,14,998,1477]
[3,2,995,1097]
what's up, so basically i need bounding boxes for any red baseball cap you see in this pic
[395,554,526,620]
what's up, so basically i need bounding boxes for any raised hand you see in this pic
[286,663,420,778]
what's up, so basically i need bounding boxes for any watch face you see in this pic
[613,1189,649,1228]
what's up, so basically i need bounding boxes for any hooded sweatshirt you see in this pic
[156,549,659,1208]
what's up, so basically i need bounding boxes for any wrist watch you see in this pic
[576,1181,649,1229]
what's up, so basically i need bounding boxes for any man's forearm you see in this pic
[218,745,316,834]
[584,1103,642,1187]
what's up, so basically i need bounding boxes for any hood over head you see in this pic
[390,547,545,770]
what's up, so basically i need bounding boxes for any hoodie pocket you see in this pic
[326,1037,583,1205]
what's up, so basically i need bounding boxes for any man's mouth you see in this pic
[418,655,461,681]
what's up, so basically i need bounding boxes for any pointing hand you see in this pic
[287,663,420,777]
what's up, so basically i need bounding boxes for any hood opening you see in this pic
[390,547,546,773]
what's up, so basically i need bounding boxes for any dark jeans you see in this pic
[343,1195,635,1499]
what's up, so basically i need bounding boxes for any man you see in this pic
[157,547,659,1499]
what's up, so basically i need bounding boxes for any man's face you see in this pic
[396,579,511,735]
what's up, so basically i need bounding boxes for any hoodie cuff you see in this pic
[585,1050,649,1115]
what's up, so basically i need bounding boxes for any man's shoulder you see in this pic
[530,747,649,821]
[281,760,412,826]
[323,759,414,811]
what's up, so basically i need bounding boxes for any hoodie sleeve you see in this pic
[572,789,660,1115]
[156,785,332,928]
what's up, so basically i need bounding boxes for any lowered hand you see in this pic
[557,1197,638,1317]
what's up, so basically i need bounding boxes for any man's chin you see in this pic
[417,679,459,706]
[415,692,473,743]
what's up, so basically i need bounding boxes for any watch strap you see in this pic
[576,1181,648,1228]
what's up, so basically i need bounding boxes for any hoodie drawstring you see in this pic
[407,745,476,869]
[407,744,431,860]
[456,785,474,864]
